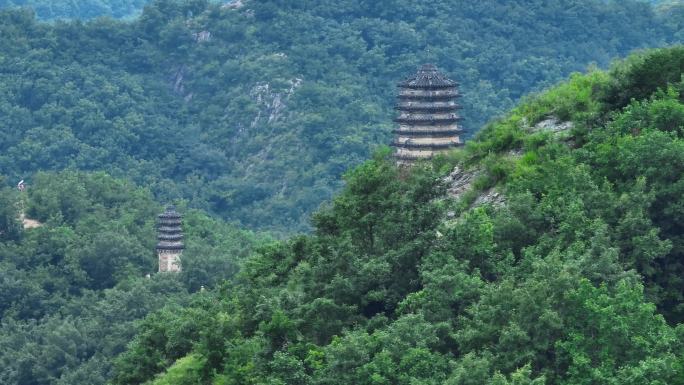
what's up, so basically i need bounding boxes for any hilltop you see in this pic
[1,31,683,385]
[0,0,681,232]
[106,46,684,385]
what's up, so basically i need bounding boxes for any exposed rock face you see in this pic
[444,166,481,200]
[223,0,244,9]
[193,30,212,43]
[249,78,303,128]
[172,65,188,96]
[443,166,505,208]
[473,188,505,207]
[531,117,574,134]
[20,213,42,229]
[507,148,524,157]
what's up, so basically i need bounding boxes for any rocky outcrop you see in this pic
[530,116,574,134]
[249,78,303,128]
[20,213,42,229]
[193,30,212,43]
[473,188,505,207]
[172,66,187,95]
[222,0,245,9]
[443,166,505,209]
[444,166,482,200]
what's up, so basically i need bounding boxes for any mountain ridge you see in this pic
[0,0,681,233]
[110,46,684,385]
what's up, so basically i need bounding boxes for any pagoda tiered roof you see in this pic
[392,128,463,136]
[391,141,462,149]
[395,102,462,112]
[398,90,461,100]
[393,152,434,161]
[394,115,462,124]
[157,205,184,251]
[398,64,458,89]
[392,64,464,162]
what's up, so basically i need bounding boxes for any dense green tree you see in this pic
[0,3,683,384]
[0,184,21,242]
[0,170,263,385]
[0,0,681,233]
[0,0,148,20]
[111,47,684,385]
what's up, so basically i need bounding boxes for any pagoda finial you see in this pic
[424,44,437,64]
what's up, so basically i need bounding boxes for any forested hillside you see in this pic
[109,47,684,385]
[0,172,264,385]
[0,0,681,232]
[0,0,148,19]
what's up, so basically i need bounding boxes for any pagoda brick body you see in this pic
[392,64,463,162]
[157,205,183,273]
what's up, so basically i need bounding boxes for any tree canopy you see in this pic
[0,0,148,19]
[109,46,684,385]
[0,2,682,383]
[0,0,681,232]
[0,171,265,385]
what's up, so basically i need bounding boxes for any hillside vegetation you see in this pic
[0,172,265,385]
[0,0,148,19]
[108,46,684,385]
[0,0,681,232]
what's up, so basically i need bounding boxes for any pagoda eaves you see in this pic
[393,64,464,162]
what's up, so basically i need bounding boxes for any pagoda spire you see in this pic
[156,205,184,272]
[392,64,464,163]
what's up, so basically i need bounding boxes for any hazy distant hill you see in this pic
[0,0,681,233]
[0,0,148,19]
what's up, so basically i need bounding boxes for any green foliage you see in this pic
[0,0,148,20]
[520,70,610,125]
[148,354,205,385]
[111,47,684,385]
[0,3,682,384]
[557,279,679,385]
[601,46,684,110]
[112,298,218,385]
[0,0,681,233]
[0,185,21,241]
[0,170,263,385]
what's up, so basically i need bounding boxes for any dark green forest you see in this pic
[1,45,683,385]
[0,0,148,19]
[0,171,265,384]
[0,0,682,232]
[0,1,683,384]
[108,46,684,385]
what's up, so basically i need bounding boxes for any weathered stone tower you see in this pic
[156,205,183,273]
[392,64,463,162]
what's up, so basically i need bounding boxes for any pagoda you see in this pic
[156,205,184,273]
[392,64,463,162]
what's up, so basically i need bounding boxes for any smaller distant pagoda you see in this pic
[156,205,184,273]
[392,64,463,163]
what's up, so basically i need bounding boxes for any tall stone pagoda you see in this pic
[156,205,184,273]
[392,64,463,162]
